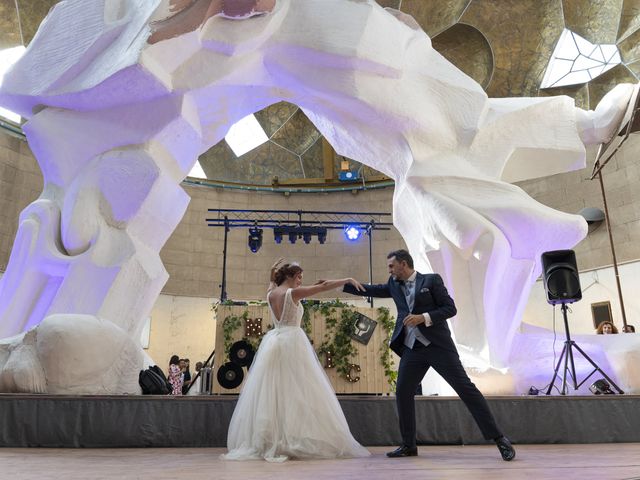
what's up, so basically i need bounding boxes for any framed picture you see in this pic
[350,312,377,345]
[591,301,613,329]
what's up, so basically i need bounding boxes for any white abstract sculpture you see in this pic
[0,0,634,394]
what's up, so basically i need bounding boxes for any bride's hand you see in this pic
[347,278,365,292]
[270,258,285,280]
[271,258,285,270]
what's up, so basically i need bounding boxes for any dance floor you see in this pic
[2,444,639,480]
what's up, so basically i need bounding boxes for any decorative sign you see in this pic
[350,312,377,345]
[322,349,335,369]
[346,364,361,382]
[244,317,263,337]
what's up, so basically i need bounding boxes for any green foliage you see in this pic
[300,300,315,338]
[376,306,397,391]
[317,302,359,378]
[222,311,246,360]
[218,300,397,389]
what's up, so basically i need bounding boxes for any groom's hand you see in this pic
[403,314,427,327]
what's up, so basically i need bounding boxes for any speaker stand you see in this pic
[546,304,624,395]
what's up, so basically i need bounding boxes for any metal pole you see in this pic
[563,304,580,392]
[597,171,628,328]
[368,221,374,307]
[220,216,229,302]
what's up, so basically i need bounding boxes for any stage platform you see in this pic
[1,394,639,448]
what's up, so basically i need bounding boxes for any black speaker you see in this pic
[541,250,582,305]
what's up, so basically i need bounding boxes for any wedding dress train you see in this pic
[223,288,370,462]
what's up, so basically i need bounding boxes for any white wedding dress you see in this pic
[223,288,370,462]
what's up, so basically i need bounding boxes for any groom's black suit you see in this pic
[344,272,502,447]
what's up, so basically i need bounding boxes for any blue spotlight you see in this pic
[248,227,263,253]
[273,227,283,244]
[344,225,362,241]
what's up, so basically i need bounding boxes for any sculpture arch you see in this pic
[0,0,631,393]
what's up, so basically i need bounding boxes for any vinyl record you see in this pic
[217,361,244,389]
[230,340,255,367]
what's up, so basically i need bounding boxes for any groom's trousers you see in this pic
[396,342,502,447]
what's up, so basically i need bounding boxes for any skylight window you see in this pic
[0,107,20,124]
[187,160,206,179]
[224,113,268,157]
[0,45,26,124]
[541,29,621,89]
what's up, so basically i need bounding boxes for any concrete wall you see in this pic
[2,129,640,360]
[522,261,640,335]
[0,130,406,365]
[146,293,216,370]
[515,135,640,335]
[0,132,43,272]
[516,137,640,270]
[163,183,403,300]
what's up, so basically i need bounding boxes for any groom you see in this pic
[343,249,515,461]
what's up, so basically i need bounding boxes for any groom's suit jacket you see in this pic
[344,273,457,357]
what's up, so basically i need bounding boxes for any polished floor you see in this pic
[2,444,639,480]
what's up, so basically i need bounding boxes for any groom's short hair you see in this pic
[387,249,413,268]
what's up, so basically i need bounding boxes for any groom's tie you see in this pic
[401,280,418,349]
[404,280,415,311]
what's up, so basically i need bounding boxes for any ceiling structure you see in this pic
[1,0,639,189]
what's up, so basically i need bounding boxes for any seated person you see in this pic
[622,324,636,333]
[596,321,619,335]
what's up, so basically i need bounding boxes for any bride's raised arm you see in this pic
[290,278,364,303]
[267,258,285,294]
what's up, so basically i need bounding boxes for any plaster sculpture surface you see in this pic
[0,0,636,394]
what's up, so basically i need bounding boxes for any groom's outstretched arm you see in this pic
[343,280,391,298]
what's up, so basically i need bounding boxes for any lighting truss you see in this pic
[206,209,393,303]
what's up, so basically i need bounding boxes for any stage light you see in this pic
[273,227,283,244]
[578,207,605,225]
[589,379,615,395]
[303,230,312,244]
[338,170,359,182]
[344,225,362,241]
[248,227,263,253]
[288,231,298,244]
[338,158,359,182]
[317,228,327,244]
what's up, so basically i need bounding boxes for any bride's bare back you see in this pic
[267,286,298,321]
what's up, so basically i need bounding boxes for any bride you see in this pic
[223,259,371,462]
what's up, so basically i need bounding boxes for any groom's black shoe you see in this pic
[495,436,516,461]
[386,445,418,458]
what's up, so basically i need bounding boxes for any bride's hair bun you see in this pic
[274,263,303,286]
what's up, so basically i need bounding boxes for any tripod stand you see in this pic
[546,303,624,395]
